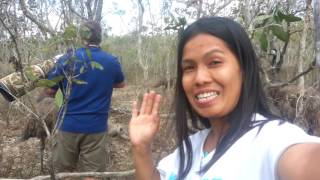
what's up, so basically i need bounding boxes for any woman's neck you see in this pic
[203,119,229,153]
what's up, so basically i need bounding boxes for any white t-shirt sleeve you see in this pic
[260,121,320,179]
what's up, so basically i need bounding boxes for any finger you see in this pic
[139,93,148,114]
[151,94,162,116]
[131,101,138,118]
[145,91,156,114]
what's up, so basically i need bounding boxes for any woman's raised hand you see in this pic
[129,91,162,148]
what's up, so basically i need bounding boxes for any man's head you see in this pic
[79,20,102,45]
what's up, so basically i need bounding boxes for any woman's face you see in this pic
[181,33,243,120]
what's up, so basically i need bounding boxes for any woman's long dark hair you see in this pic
[174,16,279,179]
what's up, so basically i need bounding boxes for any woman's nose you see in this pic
[195,67,212,85]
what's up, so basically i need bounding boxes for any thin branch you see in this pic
[268,61,317,88]
[314,0,320,66]
[85,0,94,20]
[0,16,24,79]
[210,0,233,15]
[94,0,103,22]
[19,0,55,36]
[0,87,51,137]
[274,22,291,73]
[67,0,88,21]
[289,29,303,35]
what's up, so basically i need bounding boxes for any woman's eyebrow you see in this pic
[203,49,224,59]
[181,48,224,63]
[181,59,193,65]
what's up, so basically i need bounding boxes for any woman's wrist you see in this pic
[131,143,152,155]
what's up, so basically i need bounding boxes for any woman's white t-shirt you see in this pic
[157,114,320,180]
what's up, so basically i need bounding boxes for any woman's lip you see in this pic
[194,89,220,95]
[194,95,217,108]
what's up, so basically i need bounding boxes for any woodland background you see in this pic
[0,0,320,179]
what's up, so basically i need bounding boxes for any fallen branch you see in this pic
[33,170,135,180]
[0,170,135,180]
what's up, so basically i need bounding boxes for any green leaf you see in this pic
[51,76,64,83]
[255,31,268,52]
[73,58,82,63]
[80,25,92,40]
[24,67,38,81]
[80,66,85,73]
[254,15,273,27]
[282,14,302,22]
[276,10,286,22]
[63,59,70,65]
[275,9,302,23]
[73,79,88,85]
[273,8,284,23]
[54,89,63,108]
[91,61,104,70]
[85,48,93,61]
[36,79,57,87]
[269,25,289,42]
[63,25,77,41]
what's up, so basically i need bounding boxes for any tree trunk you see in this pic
[94,0,103,22]
[296,0,312,127]
[243,0,252,29]
[137,0,148,81]
[297,0,312,89]
[85,0,94,20]
[314,0,320,67]
[196,0,203,19]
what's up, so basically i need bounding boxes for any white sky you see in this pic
[102,0,163,36]
[47,0,237,36]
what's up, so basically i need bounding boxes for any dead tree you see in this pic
[314,0,320,67]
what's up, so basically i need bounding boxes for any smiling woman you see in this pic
[129,16,320,180]
[181,34,242,121]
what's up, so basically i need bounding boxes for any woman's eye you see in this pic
[209,60,221,66]
[182,65,194,72]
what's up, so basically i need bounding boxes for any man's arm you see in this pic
[113,82,125,88]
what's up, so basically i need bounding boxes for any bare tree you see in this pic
[314,0,320,67]
[66,0,104,23]
[297,0,312,89]
[19,0,55,36]
[137,0,149,81]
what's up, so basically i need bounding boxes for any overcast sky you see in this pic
[102,0,163,36]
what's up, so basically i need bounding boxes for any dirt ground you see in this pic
[1,83,320,179]
[0,85,174,179]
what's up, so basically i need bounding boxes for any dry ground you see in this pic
[0,85,174,179]
[1,83,319,179]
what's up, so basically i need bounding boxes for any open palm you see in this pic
[129,91,162,147]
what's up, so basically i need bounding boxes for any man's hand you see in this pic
[36,88,57,102]
[113,82,125,88]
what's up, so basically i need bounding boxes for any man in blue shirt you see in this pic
[45,20,125,179]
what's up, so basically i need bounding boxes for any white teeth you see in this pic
[196,92,218,100]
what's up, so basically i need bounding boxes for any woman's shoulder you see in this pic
[253,114,305,135]
[249,114,320,153]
